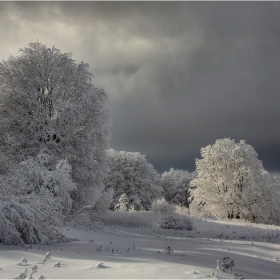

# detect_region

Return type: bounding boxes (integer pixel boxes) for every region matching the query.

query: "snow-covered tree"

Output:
[114,193,130,211]
[104,149,162,210]
[0,151,75,244]
[0,42,111,208]
[251,171,280,225]
[190,138,280,224]
[160,168,195,207]
[94,188,114,213]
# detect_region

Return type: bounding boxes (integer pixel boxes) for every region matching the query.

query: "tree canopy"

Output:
[0,42,111,208]
[160,168,195,207]
[105,149,162,211]
[190,138,280,224]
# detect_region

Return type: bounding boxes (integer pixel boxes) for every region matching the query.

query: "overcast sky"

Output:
[0,1,280,174]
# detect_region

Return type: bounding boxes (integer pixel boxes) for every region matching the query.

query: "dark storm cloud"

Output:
[1,2,280,173]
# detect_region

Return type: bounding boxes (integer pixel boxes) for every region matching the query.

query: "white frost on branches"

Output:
[0,195,62,245]
[0,41,111,209]
[0,152,75,244]
[104,149,162,211]
[151,197,175,215]
[94,188,114,213]
[160,168,195,207]
[2,151,76,215]
[190,138,280,224]
[114,193,130,212]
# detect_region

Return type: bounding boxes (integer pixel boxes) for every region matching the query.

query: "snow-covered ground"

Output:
[1,219,280,279]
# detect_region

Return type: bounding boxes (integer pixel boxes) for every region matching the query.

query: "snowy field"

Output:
[1,218,280,279]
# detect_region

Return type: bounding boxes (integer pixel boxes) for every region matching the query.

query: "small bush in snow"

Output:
[92,210,158,228]
[151,198,175,215]
[160,214,193,230]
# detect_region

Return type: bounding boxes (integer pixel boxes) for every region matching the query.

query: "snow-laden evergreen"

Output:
[114,193,130,211]
[104,149,162,210]
[160,168,195,207]
[190,138,280,224]
[0,42,111,209]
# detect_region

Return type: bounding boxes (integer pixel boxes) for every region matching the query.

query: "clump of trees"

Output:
[190,138,280,224]
[101,140,280,226]
[1,43,280,245]
[159,168,195,207]
[104,149,162,211]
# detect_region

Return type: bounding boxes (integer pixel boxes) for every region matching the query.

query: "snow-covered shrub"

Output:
[0,151,76,244]
[5,151,77,215]
[151,197,175,215]
[0,192,63,245]
[105,149,162,210]
[92,210,158,228]
[160,168,195,207]
[160,214,193,230]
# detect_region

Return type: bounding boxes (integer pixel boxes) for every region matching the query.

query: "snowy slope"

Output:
[1,219,280,279]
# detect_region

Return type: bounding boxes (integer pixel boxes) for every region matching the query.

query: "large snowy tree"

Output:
[160,168,195,207]
[0,42,111,208]
[104,149,162,211]
[190,138,280,224]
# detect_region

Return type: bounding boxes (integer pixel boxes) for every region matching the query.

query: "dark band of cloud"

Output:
[0,2,280,173]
